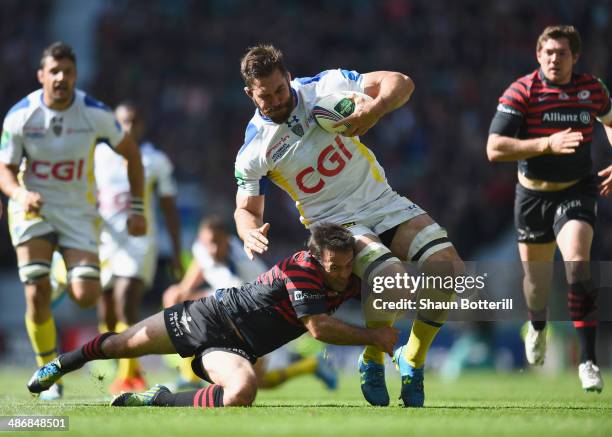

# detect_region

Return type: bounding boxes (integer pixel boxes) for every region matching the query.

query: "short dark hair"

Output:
[536,25,582,55]
[40,41,76,69]
[199,215,229,235]
[240,44,288,87]
[307,223,355,261]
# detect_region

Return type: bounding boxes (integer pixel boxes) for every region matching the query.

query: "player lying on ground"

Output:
[28,223,399,408]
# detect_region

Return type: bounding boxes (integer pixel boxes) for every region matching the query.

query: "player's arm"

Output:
[486,107,583,162]
[159,195,183,278]
[234,192,270,259]
[113,135,146,236]
[162,259,205,307]
[337,71,414,137]
[301,314,399,355]
[596,110,612,196]
[0,163,43,213]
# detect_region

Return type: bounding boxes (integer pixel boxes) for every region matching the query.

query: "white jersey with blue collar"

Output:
[234,69,391,227]
[0,89,124,212]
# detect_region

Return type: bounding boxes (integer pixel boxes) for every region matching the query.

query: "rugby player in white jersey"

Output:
[234,45,464,407]
[163,216,337,391]
[95,102,182,394]
[0,42,146,400]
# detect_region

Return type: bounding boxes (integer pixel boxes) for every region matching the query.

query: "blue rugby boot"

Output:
[358,353,389,406]
[27,358,64,395]
[315,353,338,390]
[393,345,424,407]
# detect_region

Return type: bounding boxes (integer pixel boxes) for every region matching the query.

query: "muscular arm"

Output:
[113,135,144,199]
[0,163,21,198]
[0,163,43,213]
[234,192,269,258]
[302,313,398,355]
[362,71,415,118]
[486,133,550,162]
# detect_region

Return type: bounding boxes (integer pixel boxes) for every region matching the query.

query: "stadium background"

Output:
[0,0,611,375]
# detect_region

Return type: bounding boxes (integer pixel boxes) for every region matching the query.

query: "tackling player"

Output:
[28,223,399,408]
[96,102,182,394]
[487,25,612,392]
[163,216,337,390]
[233,45,463,407]
[0,42,146,400]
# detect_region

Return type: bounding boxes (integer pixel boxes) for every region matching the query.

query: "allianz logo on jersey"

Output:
[296,136,353,194]
[542,111,590,124]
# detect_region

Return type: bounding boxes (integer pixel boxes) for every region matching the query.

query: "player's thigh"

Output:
[107,312,176,357]
[202,350,257,390]
[15,237,55,265]
[348,226,405,283]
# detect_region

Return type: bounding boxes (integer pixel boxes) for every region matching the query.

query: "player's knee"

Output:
[18,261,51,284]
[224,380,257,406]
[70,284,101,308]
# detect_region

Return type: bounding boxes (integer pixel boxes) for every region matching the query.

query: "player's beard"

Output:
[260,95,294,124]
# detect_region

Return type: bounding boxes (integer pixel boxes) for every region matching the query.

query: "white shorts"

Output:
[99,227,157,289]
[340,190,426,238]
[8,200,99,253]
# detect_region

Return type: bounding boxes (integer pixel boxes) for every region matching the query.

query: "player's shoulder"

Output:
[574,72,607,90]
[78,90,113,113]
[3,90,41,124]
[507,70,538,92]
[235,115,270,160]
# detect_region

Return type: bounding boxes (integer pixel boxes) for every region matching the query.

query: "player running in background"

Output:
[95,101,182,394]
[28,223,399,408]
[0,42,146,400]
[163,216,337,390]
[487,25,612,392]
[234,45,463,407]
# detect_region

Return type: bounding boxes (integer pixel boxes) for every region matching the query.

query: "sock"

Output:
[59,332,116,372]
[179,356,201,383]
[115,321,141,379]
[262,357,317,388]
[25,315,58,367]
[25,315,63,385]
[568,280,598,363]
[403,318,443,369]
[363,321,392,364]
[155,385,224,408]
[528,307,547,331]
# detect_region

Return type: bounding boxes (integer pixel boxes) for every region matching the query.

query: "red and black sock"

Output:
[154,385,224,408]
[58,332,116,372]
[528,307,547,331]
[568,280,597,363]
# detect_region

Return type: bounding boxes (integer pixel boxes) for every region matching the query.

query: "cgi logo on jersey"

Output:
[31,159,85,182]
[296,136,352,194]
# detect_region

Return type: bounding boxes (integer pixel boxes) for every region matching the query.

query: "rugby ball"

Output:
[312,91,373,134]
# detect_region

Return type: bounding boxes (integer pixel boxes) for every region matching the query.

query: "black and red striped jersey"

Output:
[493,69,611,182]
[216,250,360,356]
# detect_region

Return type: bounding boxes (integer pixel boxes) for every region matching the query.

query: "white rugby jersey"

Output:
[0,89,124,211]
[192,236,266,289]
[96,141,177,238]
[234,69,392,227]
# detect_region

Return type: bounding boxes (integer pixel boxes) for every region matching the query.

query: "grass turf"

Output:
[0,367,610,437]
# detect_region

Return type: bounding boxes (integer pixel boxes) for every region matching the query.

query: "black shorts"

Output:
[514,175,598,243]
[164,296,257,382]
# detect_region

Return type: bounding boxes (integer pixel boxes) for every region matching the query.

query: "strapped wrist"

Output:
[130,196,144,215]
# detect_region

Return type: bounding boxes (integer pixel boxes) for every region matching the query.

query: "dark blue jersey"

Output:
[216,250,360,356]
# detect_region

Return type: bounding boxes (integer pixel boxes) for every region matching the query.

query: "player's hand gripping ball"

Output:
[312,91,373,134]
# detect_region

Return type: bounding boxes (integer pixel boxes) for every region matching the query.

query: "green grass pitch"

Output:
[0,367,610,436]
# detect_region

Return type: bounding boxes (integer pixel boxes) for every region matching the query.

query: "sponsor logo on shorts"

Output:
[180,310,192,334]
[168,311,184,337]
[556,199,582,217]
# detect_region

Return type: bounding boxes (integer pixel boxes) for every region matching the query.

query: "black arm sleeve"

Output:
[488,111,523,137]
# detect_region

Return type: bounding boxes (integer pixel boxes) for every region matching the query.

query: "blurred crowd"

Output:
[1,0,611,265]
